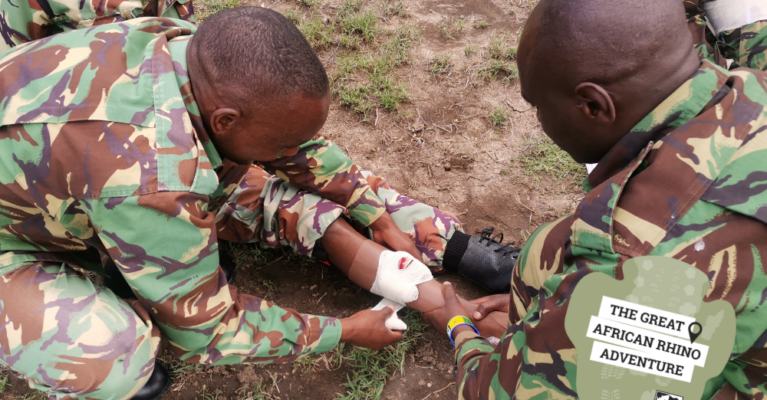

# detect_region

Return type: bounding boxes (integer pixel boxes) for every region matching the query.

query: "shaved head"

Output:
[526,0,691,86]
[518,0,701,163]
[193,7,329,110]
[186,7,331,164]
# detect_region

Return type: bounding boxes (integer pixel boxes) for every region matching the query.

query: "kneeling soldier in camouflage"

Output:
[0,7,486,399]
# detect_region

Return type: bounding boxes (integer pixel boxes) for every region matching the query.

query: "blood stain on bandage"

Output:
[399,258,412,269]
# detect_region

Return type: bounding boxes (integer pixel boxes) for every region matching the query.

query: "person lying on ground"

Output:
[0,7,515,400]
[423,0,767,398]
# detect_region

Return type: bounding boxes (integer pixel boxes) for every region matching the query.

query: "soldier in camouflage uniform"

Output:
[686,0,767,71]
[0,7,468,399]
[0,0,195,52]
[424,0,767,398]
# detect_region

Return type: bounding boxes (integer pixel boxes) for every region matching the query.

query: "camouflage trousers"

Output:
[0,165,462,399]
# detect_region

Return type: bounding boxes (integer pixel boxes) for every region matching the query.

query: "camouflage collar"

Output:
[168,36,223,169]
[586,60,729,190]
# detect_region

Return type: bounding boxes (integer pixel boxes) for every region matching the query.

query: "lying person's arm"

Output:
[321,218,506,328]
[261,135,422,259]
[261,135,387,227]
[83,191,401,365]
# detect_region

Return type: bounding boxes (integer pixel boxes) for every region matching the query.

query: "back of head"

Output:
[192,7,329,110]
[522,0,693,88]
[518,0,700,163]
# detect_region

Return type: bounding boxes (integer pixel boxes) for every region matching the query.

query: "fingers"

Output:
[403,242,421,261]
[380,305,395,318]
[442,281,458,302]
[473,296,505,320]
[469,296,492,305]
[473,305,489,320]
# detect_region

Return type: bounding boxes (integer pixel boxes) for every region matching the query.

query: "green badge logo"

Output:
[564,256,736,400]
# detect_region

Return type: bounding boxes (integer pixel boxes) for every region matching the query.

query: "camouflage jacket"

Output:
[453,61,767,399]
[0,0,195,52]
[686,0,767,71]
[0,18,387,363]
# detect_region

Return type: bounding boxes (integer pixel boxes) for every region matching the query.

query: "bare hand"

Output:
[340,306,404,350]
[369,212,421,260]
[473,311,508,338]
[422,282,471,337]
[470,294,510,320]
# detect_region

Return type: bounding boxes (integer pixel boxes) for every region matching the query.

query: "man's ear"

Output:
[574,82,616,125]
[209,108,240,136]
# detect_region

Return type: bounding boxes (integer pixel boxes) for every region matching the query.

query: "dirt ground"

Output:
[2,0,586,398]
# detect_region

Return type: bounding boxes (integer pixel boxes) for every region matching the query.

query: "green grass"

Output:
[0,372,8,393]
[518,135,587,184]
[332,24,420,115]
[196,386,222,400]
[335,309,428,400]
[439,17,466,40]
[473,19,490,29]
[238,381,279,400]
[429,53,452,76]
[283,9,302,24]
[195,0,241,21]
[380,1,406,19]
[488,106,510,126]
[340,33,362,49]
[300,14,336,49]
[464,43,478,57]
[297,0,320,8]
[478,33,518,82]
[339,0,364,15]
[488,35,517,60]
[340,11,379,43]
[18,391,47,400]
[279,0,419,117]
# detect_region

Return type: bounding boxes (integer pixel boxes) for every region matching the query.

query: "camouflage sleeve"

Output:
[720,21,767,71]
[683,0,726,67]
[212,162,347,257]
[452,330,513,400]
[452,218,571,400]
[0,0,194,50]
[81,191,342,364]
[262,136,386,227]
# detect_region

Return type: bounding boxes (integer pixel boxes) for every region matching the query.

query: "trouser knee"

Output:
[0,260,159,399]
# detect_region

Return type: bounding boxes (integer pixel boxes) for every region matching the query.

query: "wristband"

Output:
[446,315,479,346]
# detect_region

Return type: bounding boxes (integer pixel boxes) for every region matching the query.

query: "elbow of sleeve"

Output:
[155,287,237,353]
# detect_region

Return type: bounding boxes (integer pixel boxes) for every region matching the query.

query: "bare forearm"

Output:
[322,219,479,314]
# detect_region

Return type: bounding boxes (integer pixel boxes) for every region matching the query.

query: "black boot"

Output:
[443,227,521,294]
[131,362,171,400]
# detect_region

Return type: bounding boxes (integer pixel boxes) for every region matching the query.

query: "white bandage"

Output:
[370,251,433,306]
[702,0,767,34]
[371,298,407,330]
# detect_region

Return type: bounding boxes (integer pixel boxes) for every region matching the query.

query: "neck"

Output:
[612,49,702,135]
